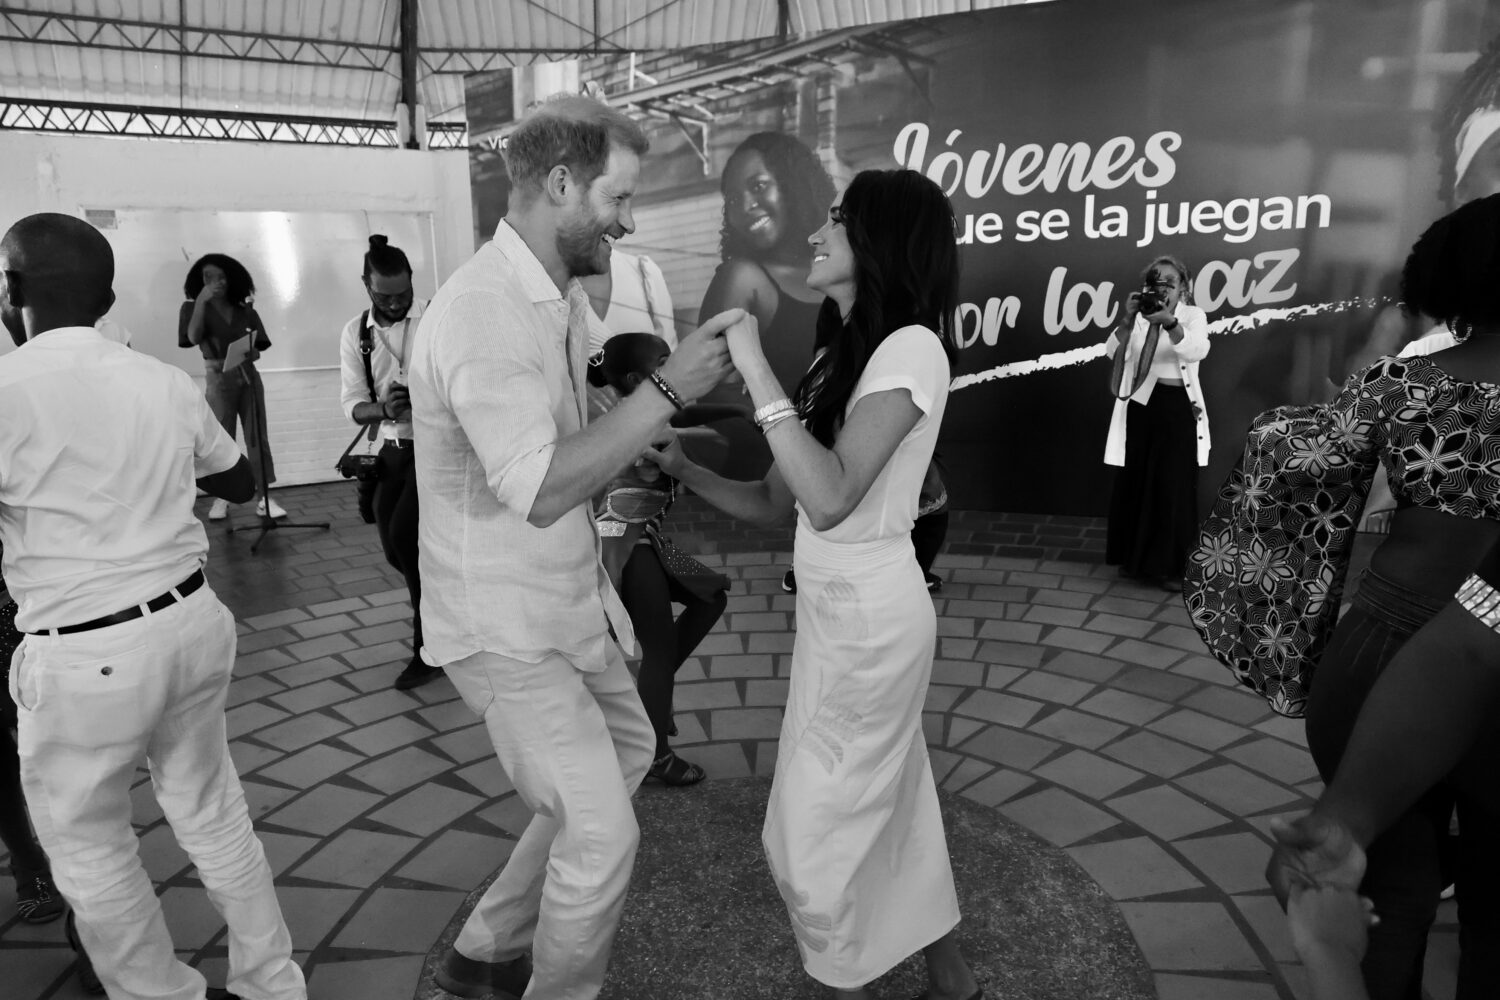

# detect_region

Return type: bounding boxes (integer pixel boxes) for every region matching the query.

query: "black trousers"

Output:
[912,508,949,576]
[1107,386,1199,580]
[375,442,422,656]
[619,545,727,758]
[1307,570,1500,1000]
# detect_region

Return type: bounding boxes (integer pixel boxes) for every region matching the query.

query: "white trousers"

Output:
[444,641,655,1000]
[9,585,305,1000]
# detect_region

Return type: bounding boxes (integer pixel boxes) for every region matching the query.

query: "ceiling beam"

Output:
[0,7,606,77]
[0,97,468,148]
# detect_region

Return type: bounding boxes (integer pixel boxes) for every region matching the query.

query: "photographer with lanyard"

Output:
[338,235,435,691]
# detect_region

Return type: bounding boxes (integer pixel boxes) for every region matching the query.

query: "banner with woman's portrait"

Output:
[466,0,1500,515]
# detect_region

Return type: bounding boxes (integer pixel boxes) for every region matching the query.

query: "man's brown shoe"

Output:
[433,948,532,1000]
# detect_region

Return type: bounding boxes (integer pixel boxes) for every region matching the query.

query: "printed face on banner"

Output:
[557,145,640,279]
[724,152,790,256]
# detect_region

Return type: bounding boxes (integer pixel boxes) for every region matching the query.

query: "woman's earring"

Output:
[1449,317,1474,344]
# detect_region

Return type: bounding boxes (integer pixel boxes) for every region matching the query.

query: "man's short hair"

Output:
[504,94,648,198]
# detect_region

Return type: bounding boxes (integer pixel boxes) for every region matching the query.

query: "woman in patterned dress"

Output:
[587,333,732,787]
[1299,193,1500,1000]
[650,169,980,1000]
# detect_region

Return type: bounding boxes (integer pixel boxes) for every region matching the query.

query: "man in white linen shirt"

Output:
[0,213,305,1000]
[412,94,741,1000]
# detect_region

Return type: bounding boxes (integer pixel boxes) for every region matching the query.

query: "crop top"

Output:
[1336,355,1500,519]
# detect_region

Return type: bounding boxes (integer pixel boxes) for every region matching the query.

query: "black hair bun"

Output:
[369,234,388,249]
[586,352,611,388]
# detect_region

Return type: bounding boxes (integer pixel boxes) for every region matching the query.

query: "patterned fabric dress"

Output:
[1187,355,1500,716]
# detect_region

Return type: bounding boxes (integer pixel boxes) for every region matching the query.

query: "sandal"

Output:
[646,750,706,787]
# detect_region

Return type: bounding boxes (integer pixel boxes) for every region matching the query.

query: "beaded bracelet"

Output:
[647,371,685,411]
[1456,573,1500,631]
[753,397,795,426]
[759,410,799,434]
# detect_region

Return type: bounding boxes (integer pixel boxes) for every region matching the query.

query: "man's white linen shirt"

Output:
[410,221,636,670]
[338,299,427,443]
[0,328,242,632]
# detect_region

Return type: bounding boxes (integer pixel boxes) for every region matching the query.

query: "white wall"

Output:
[0,131,473,486]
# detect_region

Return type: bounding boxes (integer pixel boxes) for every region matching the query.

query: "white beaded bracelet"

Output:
[759,410,799,434]
[753,398,795,426]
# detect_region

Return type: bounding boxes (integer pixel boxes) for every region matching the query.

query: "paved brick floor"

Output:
[0,484,1459,1000]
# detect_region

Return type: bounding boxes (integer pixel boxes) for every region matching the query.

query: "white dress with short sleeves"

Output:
[762,325,960,989]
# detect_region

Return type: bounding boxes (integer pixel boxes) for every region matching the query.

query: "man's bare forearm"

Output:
[527,382,677,527]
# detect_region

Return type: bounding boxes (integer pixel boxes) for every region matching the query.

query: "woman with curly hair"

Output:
[178,253,283,520]
[1295,193,1500,1000]
[697,132,838,484]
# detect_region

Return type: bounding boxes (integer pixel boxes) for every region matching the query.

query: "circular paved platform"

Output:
[417,777,1153,1000]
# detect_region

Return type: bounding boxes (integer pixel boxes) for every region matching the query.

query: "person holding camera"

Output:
[338,235,435,691]
[1103,255,1210,592]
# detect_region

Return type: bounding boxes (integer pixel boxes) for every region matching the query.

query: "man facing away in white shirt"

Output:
[410,93,743,1000]
[0,213,305,1000]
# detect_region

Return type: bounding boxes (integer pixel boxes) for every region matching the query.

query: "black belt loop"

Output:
[29,569,206,636]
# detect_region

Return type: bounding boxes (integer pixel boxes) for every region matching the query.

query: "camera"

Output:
[1137,287,1164,316]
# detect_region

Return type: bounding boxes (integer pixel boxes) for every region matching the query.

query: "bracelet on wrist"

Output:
[752,397,795,426]
[647,371,686,411]
[1458,573,1500,630]
[759,409,798,434]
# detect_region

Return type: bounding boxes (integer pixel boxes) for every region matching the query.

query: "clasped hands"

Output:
[1267,809,1380,964]
[637,308,768,474]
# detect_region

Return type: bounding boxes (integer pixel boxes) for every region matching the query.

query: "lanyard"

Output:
[374,315,410,372]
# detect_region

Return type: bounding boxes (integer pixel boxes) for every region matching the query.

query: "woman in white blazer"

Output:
[1103,255,1210,591]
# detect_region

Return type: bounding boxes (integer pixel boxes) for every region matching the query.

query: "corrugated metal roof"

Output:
[0,1,1051,125]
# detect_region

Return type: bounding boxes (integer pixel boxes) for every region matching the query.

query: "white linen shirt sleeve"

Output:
[848,325,950,415]
[640,255,678,350]
[339,313,372,421]
[438,289,558,517]
[188,377,244,477]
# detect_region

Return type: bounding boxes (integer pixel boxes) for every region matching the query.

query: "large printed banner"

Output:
[468,0,1498,514]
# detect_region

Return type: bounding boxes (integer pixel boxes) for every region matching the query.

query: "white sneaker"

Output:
[256,497,287,519]
[208,498,229,521]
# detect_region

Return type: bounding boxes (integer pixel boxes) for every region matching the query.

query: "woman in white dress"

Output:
[649,168,981,1000]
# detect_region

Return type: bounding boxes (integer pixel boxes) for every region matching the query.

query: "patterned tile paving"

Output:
[0,485,1459,1000]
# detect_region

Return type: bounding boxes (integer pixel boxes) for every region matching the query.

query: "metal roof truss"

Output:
[0,96,468,148]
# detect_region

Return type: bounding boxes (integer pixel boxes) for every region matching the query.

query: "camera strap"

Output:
[358,310,380,442]
[1110,320,1160,401]
[334,425,370,468]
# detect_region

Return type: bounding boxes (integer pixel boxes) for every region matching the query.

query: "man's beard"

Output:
[557,215,609,278]
[372,302,411,324]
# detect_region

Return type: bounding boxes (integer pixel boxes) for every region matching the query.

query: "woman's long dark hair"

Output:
[183,253,255,306]
[793,169,960,446]
[718,132,837,264]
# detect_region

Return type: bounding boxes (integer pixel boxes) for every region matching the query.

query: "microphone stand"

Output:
[223,350,330,553]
